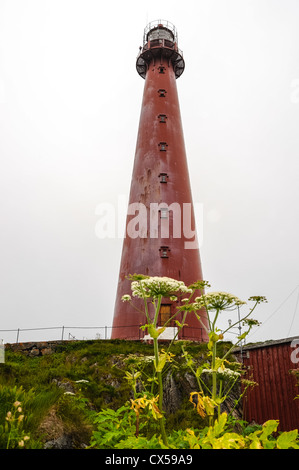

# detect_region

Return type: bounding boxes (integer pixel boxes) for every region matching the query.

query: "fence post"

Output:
[61,326,65,341]
[105,326,107,340]
[16,328,20,344]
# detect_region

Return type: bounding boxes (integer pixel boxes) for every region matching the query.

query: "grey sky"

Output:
[0,0,298,344]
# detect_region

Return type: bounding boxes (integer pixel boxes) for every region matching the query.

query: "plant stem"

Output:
[227,382,251,420]
[153,336,168,446]
[218,380,223,419]
[210,339,217,426]
[153,296,162,327]
[166,311,188,353]
[210,308,220,426]
[181,344,205,395]
[152,295,168,446]
[221,301,259,336]
[143,298,151,324]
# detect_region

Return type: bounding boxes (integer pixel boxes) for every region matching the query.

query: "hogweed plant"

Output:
[121,274,196,445]
[181,291,266,425]
[121,275,267,438]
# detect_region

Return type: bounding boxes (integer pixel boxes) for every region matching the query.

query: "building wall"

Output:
[238,337,299,431]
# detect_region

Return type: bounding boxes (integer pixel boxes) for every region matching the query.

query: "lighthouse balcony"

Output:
[136,39,185,79]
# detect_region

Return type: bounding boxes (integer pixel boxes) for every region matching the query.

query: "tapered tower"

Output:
[111,20,209,341]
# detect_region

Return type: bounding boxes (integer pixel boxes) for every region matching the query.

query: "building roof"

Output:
[234,335,299,352]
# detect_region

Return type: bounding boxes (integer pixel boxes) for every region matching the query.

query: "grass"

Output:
[0,339,234,448]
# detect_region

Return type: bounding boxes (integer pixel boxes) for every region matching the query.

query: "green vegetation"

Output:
[0,338,220,448]
[0,275,298,449]
[0,340,158,448]
[1,338,298,449]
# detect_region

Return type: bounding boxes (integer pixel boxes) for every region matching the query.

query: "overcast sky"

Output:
[0,0,298,344]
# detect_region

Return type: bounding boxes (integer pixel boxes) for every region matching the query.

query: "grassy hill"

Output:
[1,339,221,449]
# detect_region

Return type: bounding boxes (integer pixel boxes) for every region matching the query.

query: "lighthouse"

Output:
[111,20,209,341]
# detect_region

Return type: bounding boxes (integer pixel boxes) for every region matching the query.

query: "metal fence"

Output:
[0,324,205,344]
[0,325,135,344]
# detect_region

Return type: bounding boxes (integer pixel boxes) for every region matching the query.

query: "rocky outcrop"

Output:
[161,370,242,419]
[5,340,72,357]
[38,406,88,449]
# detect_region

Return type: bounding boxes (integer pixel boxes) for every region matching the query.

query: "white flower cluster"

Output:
[141,355,156,363]
[131,276,192,300]
[192,291,246,311]
[202,367,241,379]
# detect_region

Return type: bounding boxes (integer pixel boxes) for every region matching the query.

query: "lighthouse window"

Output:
[160,246,169,258]
[158,89,167,97]
[158,114,167,123]
[158,66,166,74]
[159,142,168,151]
[159,173,168,183]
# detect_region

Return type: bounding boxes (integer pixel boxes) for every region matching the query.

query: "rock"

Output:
[182,372,197,391]
[52,379,76,394]
[38,406,64,442]
[163,371,182,414]
[29,348,40,357]
[41,348,52,356]
[39,405,91,449]
[44,434,74,449]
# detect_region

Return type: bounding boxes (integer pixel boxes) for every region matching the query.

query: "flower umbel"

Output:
[193,292,246,311]
[248,296,267,304]
[130,276,192,300]
[201,365,241,380]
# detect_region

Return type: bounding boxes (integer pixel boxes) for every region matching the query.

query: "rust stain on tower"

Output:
[112,20,209,341]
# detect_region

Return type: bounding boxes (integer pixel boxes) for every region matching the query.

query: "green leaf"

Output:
[155,355,167,373]
[249,435,263,449]
[218,432,245,449]
[237,331,248,341]
[148,324,165,339]
[127,273,150,281]
[277,430,299,449]
[260,419,278,439]
[212,412,227,437]
[215,396,226,405]
[186,358,194,368]
[263,439,276,449]
[209,331,219,342]
[175,320,187,329]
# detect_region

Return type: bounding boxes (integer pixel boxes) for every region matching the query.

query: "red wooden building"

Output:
[237,336,299,431]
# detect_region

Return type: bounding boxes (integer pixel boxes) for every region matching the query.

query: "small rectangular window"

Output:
[158,66,166,74]
[159,246,170,258]
[158,114,167,123]
[158,89,167,97]
[158,142,168,151]
[159,173,168,183]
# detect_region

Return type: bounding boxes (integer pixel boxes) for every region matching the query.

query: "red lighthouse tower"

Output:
[111,20,209,341]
